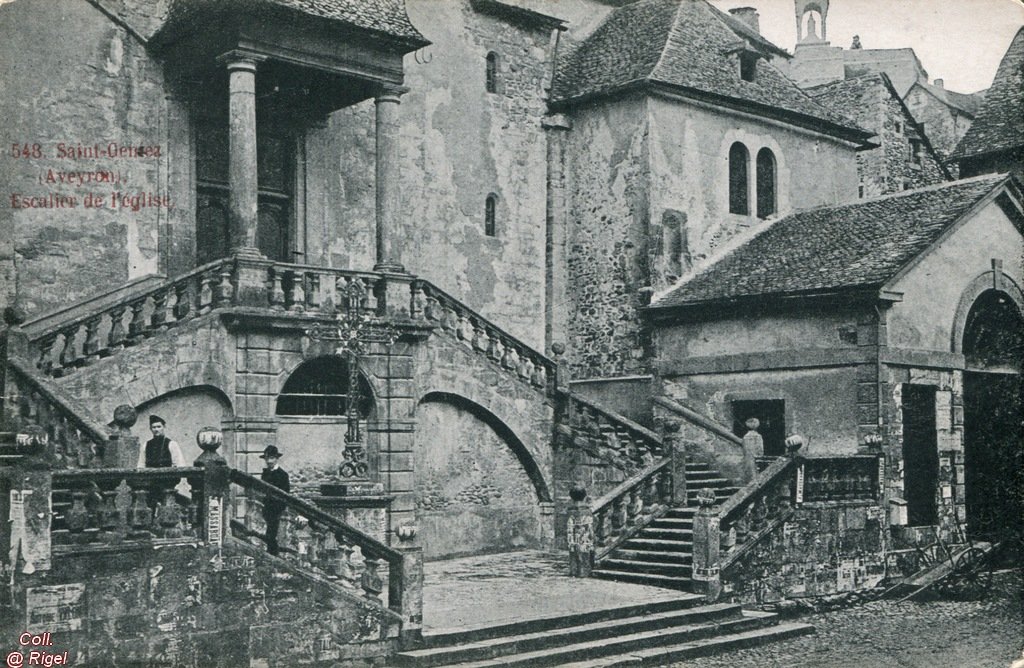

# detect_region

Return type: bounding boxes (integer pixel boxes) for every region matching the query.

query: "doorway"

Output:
[901,384,938,526]
[731,399,786,456]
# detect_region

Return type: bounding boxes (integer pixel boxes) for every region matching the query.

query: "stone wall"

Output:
[722,500,888,604]
[318,0,555,349]
[0,0,186,315]
[5,542,396,667]
[904,86,975,160]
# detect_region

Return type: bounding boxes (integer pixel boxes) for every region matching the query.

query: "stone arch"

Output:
[417,391,551,502]
[951,270,1024,355]
[134,385,234,466]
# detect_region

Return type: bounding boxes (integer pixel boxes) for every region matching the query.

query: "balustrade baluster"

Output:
[424,292,440,322]
[216,266,234,305]
[409,280,423,319]
[488,332,504,363]
[472,319,488,352]
[611,497,626,532]
[442,304,458,333]
[519,356,533,380]
[361,558,384,602]
[66,492,90,537]
[308,273,321,311]
[626,489,641,525]
[173,281,191,322]
[457,315,473,342]
[37,333,57,374]
[82,316,103,360]
[107,304,127,351]
[594,509,608,547]
[531,363,546,388]
[127,297,148,341]
[502,344,518,370]
[59,325,79,370]
[151,289,169,329]
[288,272,306,312]
[362,277,378,313]
[270,270,286,309]
[197,271,214,314]
[129,490,152,533]
[335,542,356,587]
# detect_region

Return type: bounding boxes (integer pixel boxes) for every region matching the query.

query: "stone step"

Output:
[591,569,693,590]
[611,549,693,563]
[600,558,693,577]
[648,517,693,529]
[621,537,693,552]
[637,527,693,541]
[662,507,697,519]
[420,611,781,668]
[686,477,732,488]
[418,596,704,648]
[557,620,816,667]
[394,603,743,667]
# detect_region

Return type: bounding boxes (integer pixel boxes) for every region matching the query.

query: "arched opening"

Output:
[413,392,550,559]
[134,385,234,467]
[756,148,777,219]
[485,193,498,237]
[961,290,1023,542]
[485,51,499,94]
[728,142,749,215]
[275,356,378,489]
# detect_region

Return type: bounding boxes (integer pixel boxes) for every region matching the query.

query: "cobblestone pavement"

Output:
[680,570,1024,668]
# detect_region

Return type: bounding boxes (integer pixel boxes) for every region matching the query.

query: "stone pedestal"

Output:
[691,502,722,602]
[393,544,423,644]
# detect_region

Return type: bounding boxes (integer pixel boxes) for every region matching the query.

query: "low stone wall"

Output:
[4,541,398,667]
[722,500,888,604]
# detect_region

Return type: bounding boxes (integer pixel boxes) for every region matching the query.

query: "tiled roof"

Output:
[550,0,867,140]
[912,82,983,117]
[651,174,1009,309]
[165,0,427,45]
[951,28,1024,161]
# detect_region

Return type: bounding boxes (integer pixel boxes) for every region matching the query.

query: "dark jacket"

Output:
[144,436,173,468]
[261,467,290,516]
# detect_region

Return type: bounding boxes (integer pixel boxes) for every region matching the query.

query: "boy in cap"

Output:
[260,445,290,555]
[138,414,186,468]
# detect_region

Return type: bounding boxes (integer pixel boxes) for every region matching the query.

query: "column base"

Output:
[232,246,266,260]
[373,262,407,274]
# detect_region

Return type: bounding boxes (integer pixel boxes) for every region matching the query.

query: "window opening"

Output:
[485,193,498,237]
[728,142,749,215]
[485,52,499,94]
[740,52,758,82]
[276,357,372,417]
[756,147,777,218]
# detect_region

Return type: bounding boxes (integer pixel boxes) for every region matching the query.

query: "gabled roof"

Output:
[907,81,983,117]
[807,73,952,180]
[650,174,1014,310]
[550,0,870,143]
[163,0,427,47]
[951,28,1024,161]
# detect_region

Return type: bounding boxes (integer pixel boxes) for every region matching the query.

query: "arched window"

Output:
[485,52,499,94]
[276,357,373,417]
[728,142,749,215]
[756,148,777,219]
[485,193,498,236]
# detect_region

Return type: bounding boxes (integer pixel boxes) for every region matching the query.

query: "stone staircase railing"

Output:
[416,280,555,394]
[228,468,421,634]
[557,393,665,472]
[51,467,206,550]
[589,457,673,560]
[5,357,111,468]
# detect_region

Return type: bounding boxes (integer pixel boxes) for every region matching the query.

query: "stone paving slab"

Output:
[421,550,695,634]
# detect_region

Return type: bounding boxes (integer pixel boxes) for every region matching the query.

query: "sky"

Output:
[709,0,1024,93]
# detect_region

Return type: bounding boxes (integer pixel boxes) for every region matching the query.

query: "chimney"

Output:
[729,7,760,34]
[934,78,944,88]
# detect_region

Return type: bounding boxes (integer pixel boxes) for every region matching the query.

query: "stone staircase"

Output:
[394,596,812,667]
[591,459,739,591]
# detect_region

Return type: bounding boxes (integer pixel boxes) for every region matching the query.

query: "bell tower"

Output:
[795,0,829,45]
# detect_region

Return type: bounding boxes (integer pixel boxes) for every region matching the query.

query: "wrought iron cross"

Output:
[307,279,397,479]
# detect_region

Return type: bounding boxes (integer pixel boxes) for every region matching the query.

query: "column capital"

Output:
[375,83,410,102]
[215,49,267,70]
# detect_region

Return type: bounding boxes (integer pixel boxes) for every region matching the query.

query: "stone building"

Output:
[950,27,1024,180]
[807,73,950,197]
[904,79,983,161]
[0,0,1021,664]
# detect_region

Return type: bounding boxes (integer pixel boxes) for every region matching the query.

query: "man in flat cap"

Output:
[138,414,186,468]
[259,445,290,555]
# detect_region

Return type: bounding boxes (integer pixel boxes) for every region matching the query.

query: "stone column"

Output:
[219,51,265,258]
[542,114,571,352]
[691,491,722,602]
[374,84,409,273]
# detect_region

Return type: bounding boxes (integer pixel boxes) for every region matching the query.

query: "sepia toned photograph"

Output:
[0,0,1021,665]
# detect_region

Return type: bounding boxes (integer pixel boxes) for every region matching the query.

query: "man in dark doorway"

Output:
[260,445,290,556]
[138,414,186,468]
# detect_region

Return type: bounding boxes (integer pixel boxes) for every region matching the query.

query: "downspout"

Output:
[874,303,885,432]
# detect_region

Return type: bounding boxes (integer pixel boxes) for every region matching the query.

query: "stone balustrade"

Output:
[802,455,882,503]
[6,358,111,468]
[51,468,205,548]
[417,281,555,392]
[558,393,665,472]
[589,458,672,559]
[228,469,421,626]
